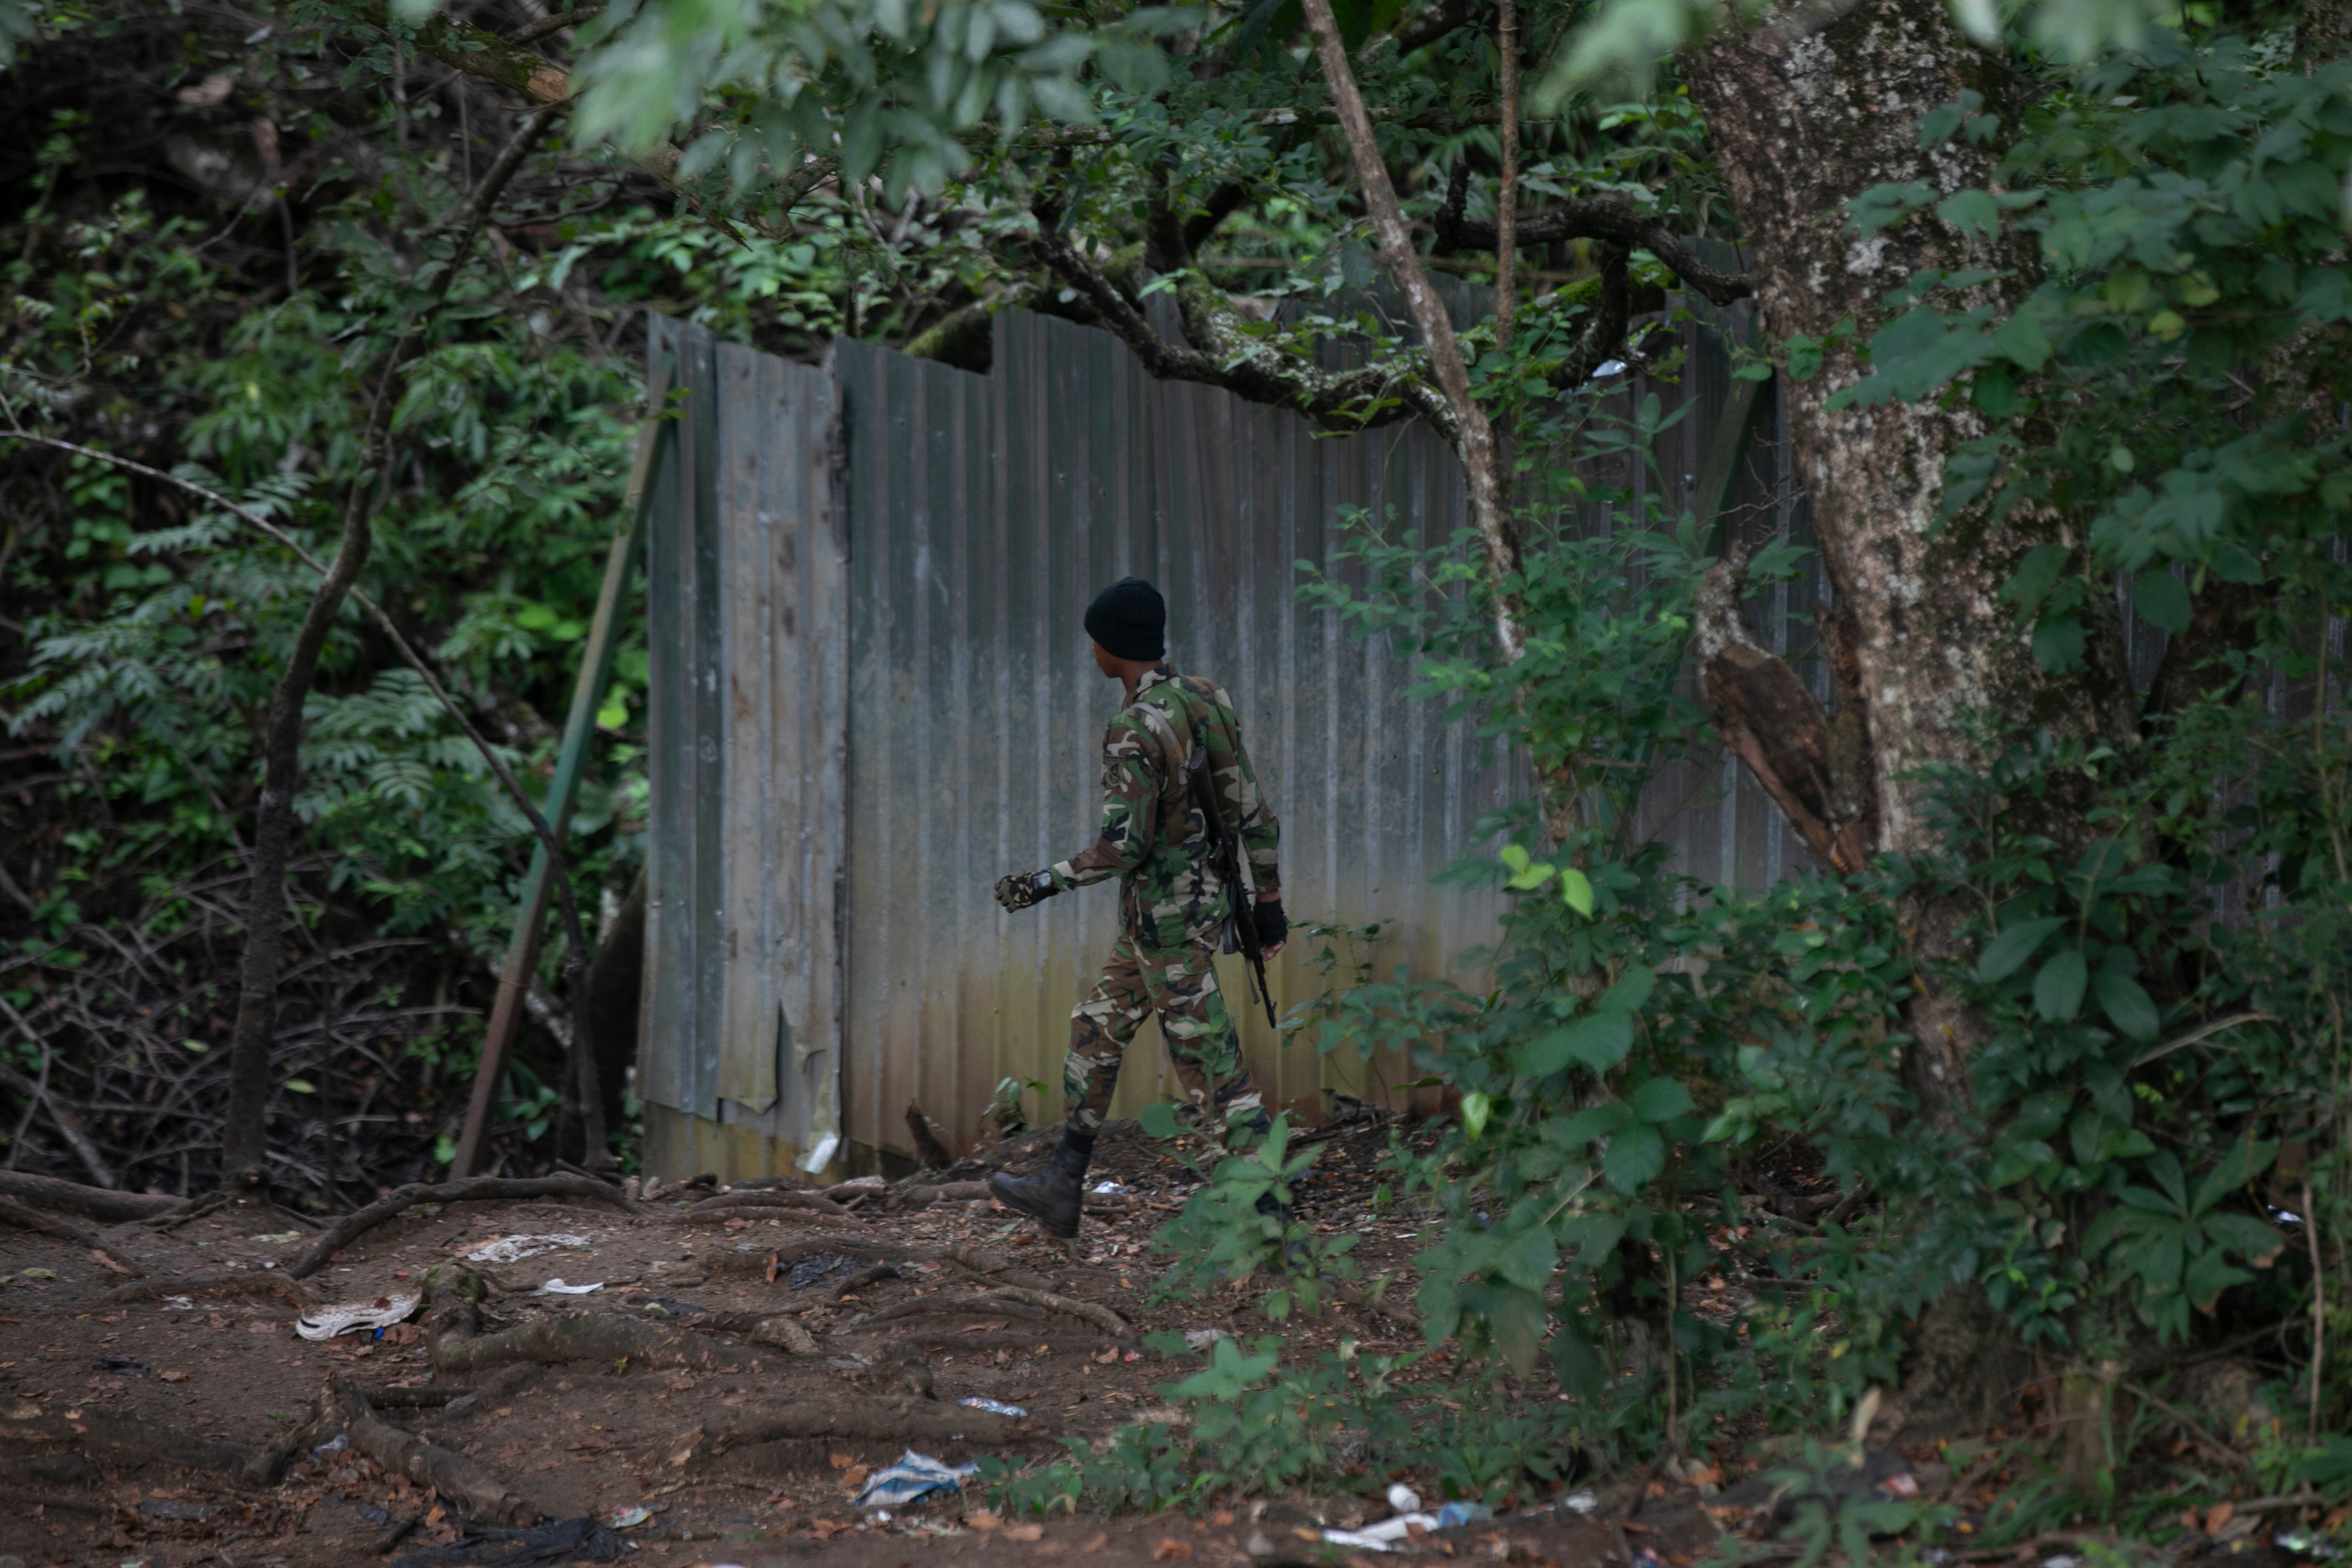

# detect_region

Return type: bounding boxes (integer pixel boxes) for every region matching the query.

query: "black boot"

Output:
[988,1129,1094,1239]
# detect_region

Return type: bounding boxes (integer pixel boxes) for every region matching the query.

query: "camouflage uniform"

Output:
[1046,666,1281,1135]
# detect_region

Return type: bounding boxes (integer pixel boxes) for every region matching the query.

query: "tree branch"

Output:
[1454,199,1752,305]
[1026,220,1432,433]
[1300,0,1525,662]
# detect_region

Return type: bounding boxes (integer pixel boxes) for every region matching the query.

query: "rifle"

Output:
[1185,743,1276,1027]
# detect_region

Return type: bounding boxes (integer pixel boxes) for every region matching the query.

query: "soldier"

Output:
[987,577,1288,1238]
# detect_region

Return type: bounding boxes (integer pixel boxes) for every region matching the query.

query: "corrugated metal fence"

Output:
[638,300,1812,1180]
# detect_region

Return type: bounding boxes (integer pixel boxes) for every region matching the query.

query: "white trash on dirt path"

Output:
[464,1234,592,1264]
[295,1292,421,1341]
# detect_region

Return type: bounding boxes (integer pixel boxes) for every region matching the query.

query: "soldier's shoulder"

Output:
[1167,674,1236,715]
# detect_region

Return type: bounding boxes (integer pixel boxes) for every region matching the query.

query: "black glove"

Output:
[1251,896,1287,949]
[993,869,1060,912]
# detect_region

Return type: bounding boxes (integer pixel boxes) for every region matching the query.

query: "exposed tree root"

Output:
[0,1170,180,1224]
[143,1191,233,1230]
[0,1402,250,1475]
[106,1271,314,1308]
[856,1329,1137,1354]
[689,1233,1011,1280]
[637,1307,823,1354]
[0,1195,103,1248]
[287,1175,642,1280]
[328,1380,539,1526]
[0,1452,101,1486]
[889,1179,1135,1214]
[855,1294,1052,1328]
[972,1286,1128,1336]
[687,1189,850,1220]
[638,1394,1024,1472]
[433,1307,818,1382]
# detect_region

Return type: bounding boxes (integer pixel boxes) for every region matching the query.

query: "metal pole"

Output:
[450,355,674,1176]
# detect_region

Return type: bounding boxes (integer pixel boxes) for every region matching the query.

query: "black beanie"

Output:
[1084,577,1166,661]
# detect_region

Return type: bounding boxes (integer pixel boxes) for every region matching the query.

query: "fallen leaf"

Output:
[1210,1510,1233,1526]
[828,1452,853,1470]
[967,1512,1001,1531]
[2206,1502,2235,1537]
[1005,1523,1043,1542]
[159,1371,187,1384]
[840,1465,869,1488]
[765,1253,780,1284]
[1083,1533,1109,1551]
[88,1250,138,1278]
[2180,1509,2202,1532]
[1095,1346,1119,1364]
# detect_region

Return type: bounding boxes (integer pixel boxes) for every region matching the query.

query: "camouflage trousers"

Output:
[1063,933,1262,1137]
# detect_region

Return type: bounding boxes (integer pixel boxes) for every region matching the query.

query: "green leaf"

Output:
[2091,971,2160,1042]
[1627,1076,1694,1123]
[2034,949,2089,1022]
[2031,611,2087,672]
[1460,1091,1492,1140]
[1601,1124,1666,1194]
[1551,1322,1605,1397]
[1936,188,2001,242]
[2003,544,2070,614]
[284,1078,317,1094]
[1557,1011,1634,1073]
[1558,867,1595,917]
[1140,1100,1183,1139]
[1598,966,1655,1013]
[2131,572,2191,635]
[1979,916,2067,982]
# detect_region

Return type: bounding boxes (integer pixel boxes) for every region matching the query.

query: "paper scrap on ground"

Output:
[465,1234,592,1265]
[956,1397,1025,1417]
[1321,1501,1493,1551]
[853,1450,977,1511]
[534,1278,603,1295]
[296,1291,421,1341]
[248,1231,302,1243]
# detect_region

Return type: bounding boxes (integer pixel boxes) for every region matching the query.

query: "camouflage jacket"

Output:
[1047,666,1281,949]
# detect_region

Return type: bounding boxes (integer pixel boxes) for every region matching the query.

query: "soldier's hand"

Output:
[1254,895,1287,955]
[993,870,1060,912]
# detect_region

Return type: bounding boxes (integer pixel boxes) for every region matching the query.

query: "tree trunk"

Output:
[1685,0,2131,1115]
[1684,0,2126,1437]
[217,492,375,1187]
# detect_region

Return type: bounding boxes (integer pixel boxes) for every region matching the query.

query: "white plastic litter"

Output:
[957,1397,1026,1417]
[295,1291,421,1341]
[1386,1483,1422,1513]
[162,1296,194,1310]
[606,1505,660,1529]
[800,1132,841,1174]
[1560,1491,1600,1515]
[464,1234,591,1265]
[1184,1329,1230,1351]
[1321,1501,1493,1552]
[853,1450,977,1511]
[1090,1180,1128,1194]
[534,1278,604,1295]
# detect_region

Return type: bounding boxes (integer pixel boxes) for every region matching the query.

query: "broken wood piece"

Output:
[331,1380,538,1526]
[287,1175,642,1280]
[638,1393,1023,1472]
[853,1330,1137,1355]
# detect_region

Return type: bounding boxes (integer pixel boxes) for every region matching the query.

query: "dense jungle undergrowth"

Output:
[1,0,2350,1555]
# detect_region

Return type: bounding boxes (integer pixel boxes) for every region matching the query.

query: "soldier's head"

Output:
[1085,576,1166,680]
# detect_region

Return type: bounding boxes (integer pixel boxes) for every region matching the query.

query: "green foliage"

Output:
[1838,44,2352,680]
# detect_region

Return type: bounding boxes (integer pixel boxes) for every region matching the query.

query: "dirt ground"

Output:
[0,1118,1692,1568]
